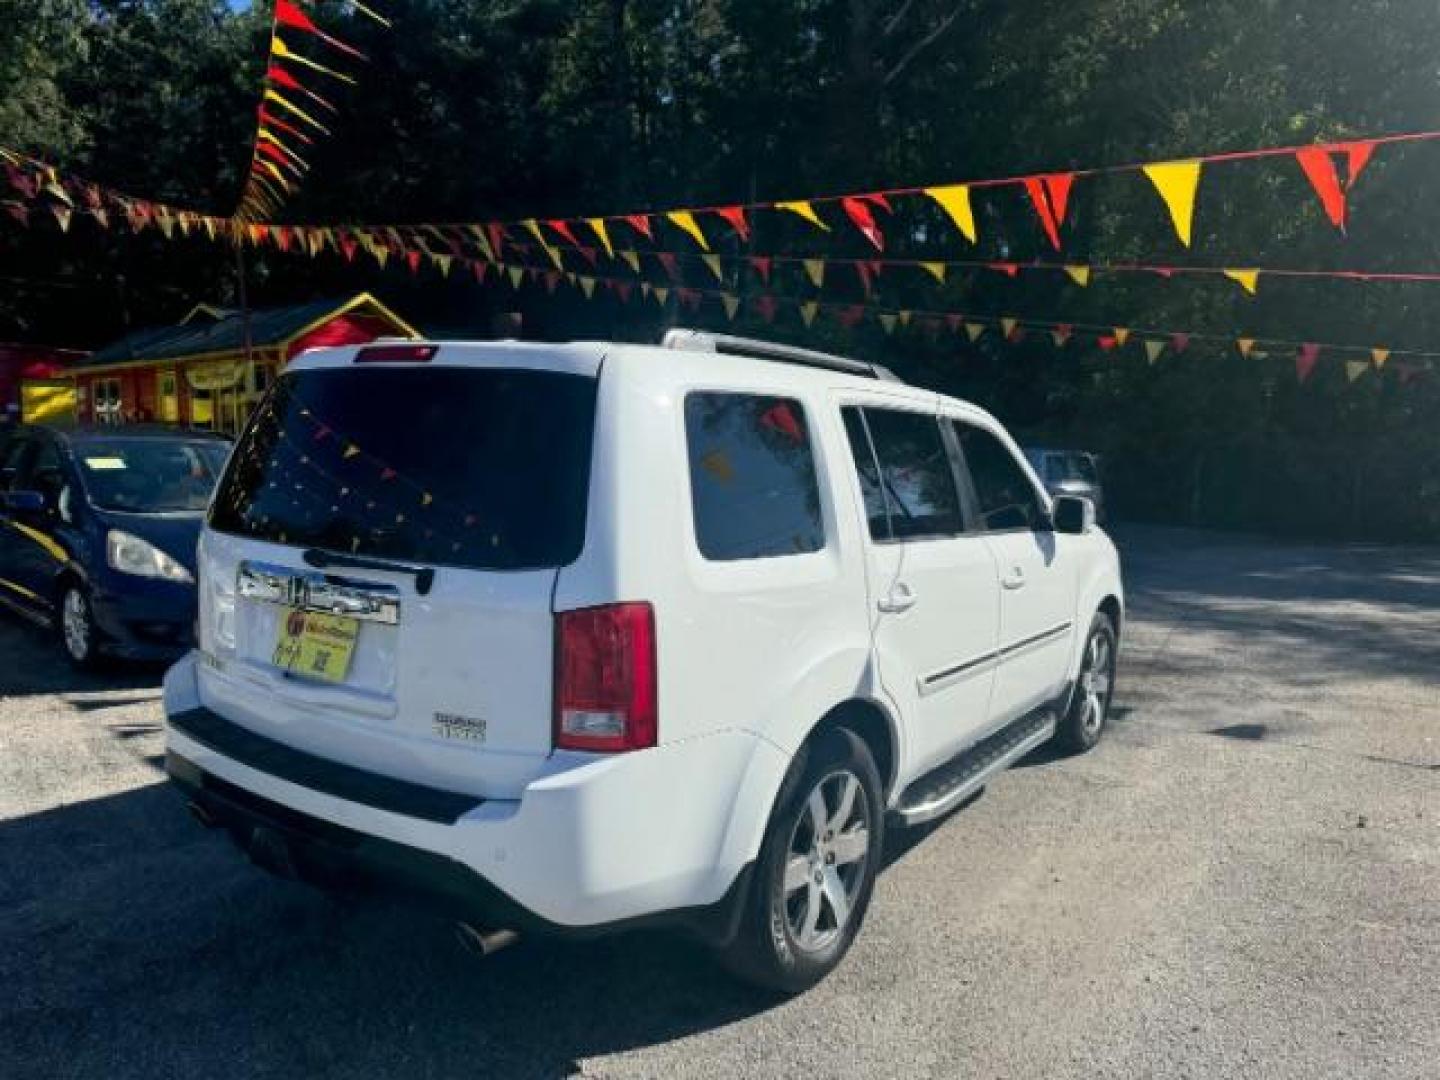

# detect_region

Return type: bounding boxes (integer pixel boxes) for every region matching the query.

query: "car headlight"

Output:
[106,529,194,583]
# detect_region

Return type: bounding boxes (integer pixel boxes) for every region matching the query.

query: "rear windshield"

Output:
[75,437,229,513]
[210,367,596,571]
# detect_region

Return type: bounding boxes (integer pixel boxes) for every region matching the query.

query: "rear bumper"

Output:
[161,652,786,936]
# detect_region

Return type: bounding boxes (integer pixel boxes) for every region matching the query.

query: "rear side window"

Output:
[856,408,964,541]
[953,421,1048,532]
[685,392,824,561]
[210,367,596,571]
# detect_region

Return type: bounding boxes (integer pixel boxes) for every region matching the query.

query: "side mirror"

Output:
[1,489,46,514]
[1052,495,1095,535]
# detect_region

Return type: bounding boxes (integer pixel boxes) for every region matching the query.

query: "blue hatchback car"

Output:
[0,424,231,667]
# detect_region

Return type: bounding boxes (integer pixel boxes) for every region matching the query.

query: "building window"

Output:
[93,378,123,425]
[157,371,180,423]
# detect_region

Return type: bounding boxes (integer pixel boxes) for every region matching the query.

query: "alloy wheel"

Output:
[1078,630,1114,736]
[62,588,92,663]
[782,769,871,953]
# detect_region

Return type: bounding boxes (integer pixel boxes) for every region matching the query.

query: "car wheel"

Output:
[59,582,102,670]
[1054,612,1117,754]
[719,727,884,994]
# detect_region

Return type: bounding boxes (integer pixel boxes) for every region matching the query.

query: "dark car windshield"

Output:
[209,366,597,571]
[74,437,230,513]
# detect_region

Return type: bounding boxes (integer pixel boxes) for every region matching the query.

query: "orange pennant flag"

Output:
[1371,347,1390,368]
[1114,327,1131,347]
[1023,173,1075,250]
[1237,337,1257,358]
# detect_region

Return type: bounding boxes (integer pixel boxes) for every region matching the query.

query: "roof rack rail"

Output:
[660,328,903,383]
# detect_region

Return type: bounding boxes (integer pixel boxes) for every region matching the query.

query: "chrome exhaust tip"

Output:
[454,922,519,958]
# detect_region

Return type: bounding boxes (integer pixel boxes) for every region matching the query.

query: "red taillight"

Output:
[554,602,657,753]
[354,344,437,363]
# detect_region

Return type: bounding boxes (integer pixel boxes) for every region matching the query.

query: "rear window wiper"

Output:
[302,548,436,596]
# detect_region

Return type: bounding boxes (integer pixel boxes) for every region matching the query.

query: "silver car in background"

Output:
[1024,447,1106,522]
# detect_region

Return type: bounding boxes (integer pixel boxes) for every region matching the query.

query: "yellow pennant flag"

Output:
[1345,360,1369,383]
[721,293,740,320]
[898,310,913,328]
[965,322,986,342]
[919,261,947,284]
[800,301,819,327]
[431,253,453,276]
[925,185,978,244]
[1142,160,1203,247]
[1000,317,1019,339]
[44,179,73,206]
[1144,339,1166,364]
[272,36,355,84]
[640,282,652,299]
[1237,337,1257,358]
[803,259,825,288]
[466,224,495,262]
[371,245,389,269]
[775,200,830,231]
[93,208,110,230]
[1114,327,1131,347]
[653,286,670,306]
[508,266,525,288]
[264,89,329,134]
[157,212,175,239]
[879,313,898,335]
[1371,347,1390,368]
[618,249,640,273]
[667,210,710,251]
[522,219,563,269]
[52,205,72,233]
[701,254,724,282]
[1064,265,1091,287]
[1224,268,1260,295]
[579,275,597,298]
[587,218,614,258]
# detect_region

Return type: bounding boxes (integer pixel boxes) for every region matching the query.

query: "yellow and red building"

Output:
[67,293,418,434]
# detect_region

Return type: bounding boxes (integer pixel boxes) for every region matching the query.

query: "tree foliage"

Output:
[2,0,1438,537]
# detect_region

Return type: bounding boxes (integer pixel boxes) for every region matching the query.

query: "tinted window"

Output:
[841,408,890,540]
[685,392,824,561]
[954,422,1048,531]
[862,408,964,541]
[0,437,31,484]
[211,368,596,571]
[74,437,229,512]
[29,437,67,499]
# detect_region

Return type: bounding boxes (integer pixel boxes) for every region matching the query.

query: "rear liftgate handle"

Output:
[1001,566,1027,591]
[877,581,918,614]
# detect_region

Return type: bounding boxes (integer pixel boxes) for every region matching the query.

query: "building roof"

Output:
[80,294,417,369]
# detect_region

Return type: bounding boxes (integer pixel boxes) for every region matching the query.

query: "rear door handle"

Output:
[877,582,917,614]
[1001,567,1026,590]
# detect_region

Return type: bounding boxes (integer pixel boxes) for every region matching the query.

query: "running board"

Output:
[894,708,1057,826]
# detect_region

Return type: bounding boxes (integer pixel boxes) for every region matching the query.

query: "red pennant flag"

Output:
[486,222,507,260]
[544,270,561,293]
[675,287,702,311]
[1296,343,1321,382]
[1395,361,1420,385]
[4,165,35,199]
[614,281,634,303]
[988,262,1020,278]
[1097,335,1118,352]
[575,245,598,267]
[624,214,653,240]
[547,219,581,247]
[1171,332,1190,354]
[748,256,772,284]
[405,249,422,275]
[837,304,866,328]
[1296,142,1375,232]
[1150,267,1175,279]
[1022,173,1075,251]
[469,260,488,283]
[944,313,964,333]
[656,252,681,280]
[841,196,886,251]
[3,203,28,227]
[379,467,397,482]
[716,205,750,240]
[759,402,804,443]
[855,260,876,296]
[273,226,293,251]
[338,231,358,262]
[275,0,366,60]
[752,295,778,323]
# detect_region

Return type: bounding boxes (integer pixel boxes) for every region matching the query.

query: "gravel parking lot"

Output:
[1,525,1436,1080]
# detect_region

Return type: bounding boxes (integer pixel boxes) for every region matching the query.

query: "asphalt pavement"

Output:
[1,525,1436,1079]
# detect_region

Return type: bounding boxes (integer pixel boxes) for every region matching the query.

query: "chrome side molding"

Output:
[238,561,401,625]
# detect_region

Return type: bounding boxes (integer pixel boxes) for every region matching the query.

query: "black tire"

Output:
[1053,612,1117,754]
[719,726,884,994]
[58,581,103,671]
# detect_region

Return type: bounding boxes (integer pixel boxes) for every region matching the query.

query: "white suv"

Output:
[164,329,1123,992]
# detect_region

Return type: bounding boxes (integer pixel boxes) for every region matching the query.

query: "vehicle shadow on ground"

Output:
[0,781,794,1080]
[0,614,165,698]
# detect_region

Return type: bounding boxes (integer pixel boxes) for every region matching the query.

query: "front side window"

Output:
[841,408,889,540]
[859,407,964,541]
[685,392,824,561]
[954,421,1048,532]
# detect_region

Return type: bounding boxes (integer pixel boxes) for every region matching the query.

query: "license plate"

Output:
[272,608,360,683]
